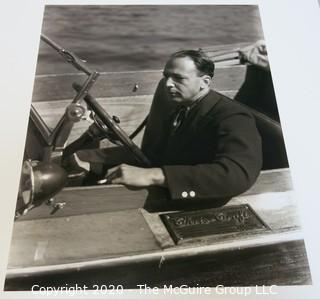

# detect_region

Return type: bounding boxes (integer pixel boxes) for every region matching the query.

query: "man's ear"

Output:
[200,75,212,88]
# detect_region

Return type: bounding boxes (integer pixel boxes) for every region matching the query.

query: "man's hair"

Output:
[170,49,215,78]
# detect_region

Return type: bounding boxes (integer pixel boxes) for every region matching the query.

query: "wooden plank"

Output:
[16,169,292,221]
[8,209,161,269]
[8,169,303,283]
[17,185,149,221]
[200,42,252,53]
[144,191,300,250]
[33,95,153,146]
[10,173,299,271]
[229,191,299,232]
[6,229,305,279]
[244,168,293,196]
[242,192,300,231]
[31,66,246,102]
[5,239,310,289]
[9,170,297,269]
[7,189,308,285]
[140,208,175,249]
[32,90,238,147]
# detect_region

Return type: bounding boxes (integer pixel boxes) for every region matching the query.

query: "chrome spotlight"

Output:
[16,160,67,217]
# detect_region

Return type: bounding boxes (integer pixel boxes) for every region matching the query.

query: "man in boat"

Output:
[76,49,263,202]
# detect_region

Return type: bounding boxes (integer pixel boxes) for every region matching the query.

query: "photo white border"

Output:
[1,0,320,298]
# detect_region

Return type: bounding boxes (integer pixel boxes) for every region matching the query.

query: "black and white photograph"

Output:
[3,3,315,293]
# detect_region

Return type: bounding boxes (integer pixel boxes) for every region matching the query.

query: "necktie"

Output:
[171,106,190,134]
[170,92,209,135]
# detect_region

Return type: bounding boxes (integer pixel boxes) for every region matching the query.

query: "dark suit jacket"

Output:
[141,79,263,201]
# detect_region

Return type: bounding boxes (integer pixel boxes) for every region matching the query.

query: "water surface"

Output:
[37,5,264,74]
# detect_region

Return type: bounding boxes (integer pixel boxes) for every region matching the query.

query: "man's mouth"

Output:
[168,90,179,97]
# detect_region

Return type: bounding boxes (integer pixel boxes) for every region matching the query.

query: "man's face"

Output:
[163,57,205,104]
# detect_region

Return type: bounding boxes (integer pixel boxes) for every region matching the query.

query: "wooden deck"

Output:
[32,65,246,147]
[6,169,311,288]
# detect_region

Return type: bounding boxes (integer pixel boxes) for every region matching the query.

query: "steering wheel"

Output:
[63,82,151,167]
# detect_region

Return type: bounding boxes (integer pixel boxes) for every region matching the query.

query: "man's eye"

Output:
[173,75,184,82]
[162,72,185,82]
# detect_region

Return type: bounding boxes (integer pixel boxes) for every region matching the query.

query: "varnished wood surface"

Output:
[5,240,311,290]
[33,95,153,146]
[243,168,292,195]
[8,209,160,269]
[16,169,292,221]
[200,42,252,53]
[31,66,243,147]
[33,91,238,146]
[144,190,300,251]
[18,185,149,221]
[32,64,246,102]
[8,169,302,269]
[6,170,310,288]
[228,192,299,233]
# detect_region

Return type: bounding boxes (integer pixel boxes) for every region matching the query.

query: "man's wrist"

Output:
[149,167,166,187]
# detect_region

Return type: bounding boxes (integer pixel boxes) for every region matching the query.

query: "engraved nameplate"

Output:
[160,204,270,244]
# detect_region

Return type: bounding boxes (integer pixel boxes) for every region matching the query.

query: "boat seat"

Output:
[236,101,289,170]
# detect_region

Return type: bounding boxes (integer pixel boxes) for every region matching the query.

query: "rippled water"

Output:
[37,5,264,74]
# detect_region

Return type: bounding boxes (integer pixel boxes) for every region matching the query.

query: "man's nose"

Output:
[165,77,175,88]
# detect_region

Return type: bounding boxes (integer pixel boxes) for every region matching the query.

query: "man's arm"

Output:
[106,111,262,200]
[162,112,262,200]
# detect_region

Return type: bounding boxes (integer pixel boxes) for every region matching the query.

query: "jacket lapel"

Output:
[164,90,221,157]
